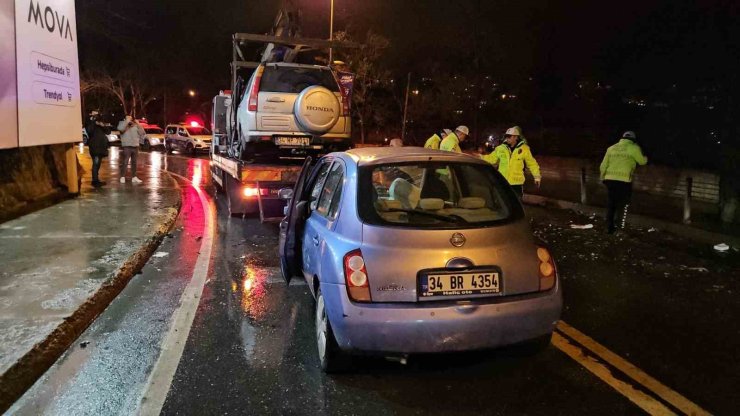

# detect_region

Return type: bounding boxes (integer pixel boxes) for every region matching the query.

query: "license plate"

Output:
[275,136,310,146]
[420,271,501,297]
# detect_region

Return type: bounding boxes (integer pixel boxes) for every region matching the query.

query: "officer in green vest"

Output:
[599,131,648,234]
[482,126,541,198]
[424,129,452,150]
[440,126,469,153]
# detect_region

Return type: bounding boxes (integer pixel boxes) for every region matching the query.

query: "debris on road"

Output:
[713,243,730,252]
[153,252,169,258]
[80,341,90,348]
[569,224,594,229]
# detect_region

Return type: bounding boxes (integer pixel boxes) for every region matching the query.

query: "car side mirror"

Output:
[278,188,294,200]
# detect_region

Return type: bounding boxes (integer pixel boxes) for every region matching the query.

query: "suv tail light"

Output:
[247,66,265,112]
[344,249,371,302]
[537,247,557,291]
[341,97,350,117]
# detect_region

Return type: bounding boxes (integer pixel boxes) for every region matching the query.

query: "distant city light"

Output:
[190,120,200,127]
[188,90,196,97]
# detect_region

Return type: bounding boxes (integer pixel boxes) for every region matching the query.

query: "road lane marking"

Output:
[554,321,711,416]
[138,172,215,416]
[551,332,677,415]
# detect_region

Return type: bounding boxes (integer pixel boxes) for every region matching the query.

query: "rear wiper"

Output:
[385,208,468,224]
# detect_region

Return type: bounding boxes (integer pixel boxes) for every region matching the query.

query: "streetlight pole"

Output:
[328,0,334,63]
[402,72,411,142]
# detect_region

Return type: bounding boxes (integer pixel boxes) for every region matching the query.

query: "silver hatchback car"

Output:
[279,147,562,372]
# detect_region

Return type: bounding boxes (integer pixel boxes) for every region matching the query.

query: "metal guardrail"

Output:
[532,156,723,224]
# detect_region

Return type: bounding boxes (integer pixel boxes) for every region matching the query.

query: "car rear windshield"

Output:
[260,66,340,93]
[358,162,523,228]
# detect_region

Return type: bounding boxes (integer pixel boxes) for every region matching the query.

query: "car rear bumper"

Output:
[320,281,562,354]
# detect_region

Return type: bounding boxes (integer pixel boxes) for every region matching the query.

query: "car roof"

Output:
[343,146,486,166]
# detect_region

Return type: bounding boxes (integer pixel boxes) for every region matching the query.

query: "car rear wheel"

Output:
[315,290,348,373]
[186,143,195,156]
[165,142,173,154]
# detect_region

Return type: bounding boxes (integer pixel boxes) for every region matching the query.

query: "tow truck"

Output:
[210,0,356,222]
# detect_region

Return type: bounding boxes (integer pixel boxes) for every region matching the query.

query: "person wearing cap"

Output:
[440,126,469,153]
[599,131,648,234]
[482,126,541,198]
[424,128,452,150]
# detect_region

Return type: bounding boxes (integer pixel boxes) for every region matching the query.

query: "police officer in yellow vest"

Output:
[424,129,452,150]
[440,126,469,153]
[600,131,648,234]
[482,126,541,198]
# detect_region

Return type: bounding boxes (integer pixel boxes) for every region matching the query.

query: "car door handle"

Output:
[266,97,286,103]
[312,235,320,246]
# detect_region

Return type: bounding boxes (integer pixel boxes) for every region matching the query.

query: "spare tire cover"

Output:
[294,86,341,134]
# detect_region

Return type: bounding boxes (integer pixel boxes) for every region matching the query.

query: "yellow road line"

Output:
[555,321,711,416]
[552,332,677,415]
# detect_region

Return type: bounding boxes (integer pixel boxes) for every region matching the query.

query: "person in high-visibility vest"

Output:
[440,126,469,153]
[599,131,648,234]
[482,126,541,198]
[424,129,452,150]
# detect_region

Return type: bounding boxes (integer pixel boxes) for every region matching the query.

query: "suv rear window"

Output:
[358,162,523,229]
[260,66,340,93]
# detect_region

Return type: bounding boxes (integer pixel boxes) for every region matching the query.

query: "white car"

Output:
[236,62,351,161]
[107,130,121,145]
[140,126,165,150]
[164,124,212,156]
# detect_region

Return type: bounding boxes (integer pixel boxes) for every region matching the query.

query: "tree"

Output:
[82,68,160,119]
[333,30,392,143]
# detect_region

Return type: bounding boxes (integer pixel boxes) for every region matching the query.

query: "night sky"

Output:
[77,0,740,92]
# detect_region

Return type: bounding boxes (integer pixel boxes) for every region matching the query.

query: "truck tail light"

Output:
[537,247,557,291]
[344,249,371,302]
[247,66,264,112]
[243,186,259,197]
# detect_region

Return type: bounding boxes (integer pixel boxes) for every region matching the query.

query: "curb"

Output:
[523,194,740,248]
[0,194,182,413]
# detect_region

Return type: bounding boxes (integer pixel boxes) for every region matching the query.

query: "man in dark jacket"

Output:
[86,116,110,187]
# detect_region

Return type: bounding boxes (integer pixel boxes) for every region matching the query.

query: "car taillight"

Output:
[247,66,264,112]
[537,247,557,291]
[344,249,371,302]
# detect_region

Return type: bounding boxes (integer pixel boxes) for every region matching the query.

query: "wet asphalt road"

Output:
[9,149,740,415]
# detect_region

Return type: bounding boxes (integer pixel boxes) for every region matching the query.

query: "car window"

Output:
[186,127,210,135]
[178,128,188,136]
[260,66,340,93]
[358,162,522,228]
[316,162,344,219]
[307,162,332,209]
[165,126,176,134]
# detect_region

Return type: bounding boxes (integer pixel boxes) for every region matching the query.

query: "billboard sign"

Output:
[0,0,81,150]
[0,0,18,149]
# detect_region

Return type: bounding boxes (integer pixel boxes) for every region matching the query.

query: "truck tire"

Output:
[294,86,340,135]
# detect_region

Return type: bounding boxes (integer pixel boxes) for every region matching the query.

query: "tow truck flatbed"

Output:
[210,153,302,222]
